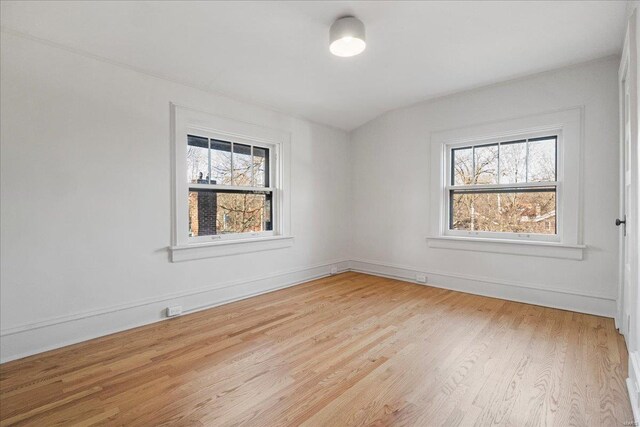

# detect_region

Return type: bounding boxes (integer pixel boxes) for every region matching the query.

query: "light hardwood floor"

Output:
[0,272,633,426]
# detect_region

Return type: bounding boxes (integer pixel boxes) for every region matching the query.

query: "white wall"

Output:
[0,32,352,362]
[349,57,620,316]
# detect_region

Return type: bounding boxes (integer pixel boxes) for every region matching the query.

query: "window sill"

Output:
[170,236,294,262]
[426,236,585,260]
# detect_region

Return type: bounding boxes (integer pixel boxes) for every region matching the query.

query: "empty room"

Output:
[1,1,639,425]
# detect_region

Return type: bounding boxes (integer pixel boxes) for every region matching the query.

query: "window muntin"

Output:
[187,134,274,239]
[448,135,558,238]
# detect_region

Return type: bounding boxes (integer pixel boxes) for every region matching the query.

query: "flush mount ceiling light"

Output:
[329,16,366,57]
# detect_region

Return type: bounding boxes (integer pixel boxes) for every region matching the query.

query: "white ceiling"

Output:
[0,1,629,131]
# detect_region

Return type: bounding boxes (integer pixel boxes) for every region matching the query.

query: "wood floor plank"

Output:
[0,272,633,426]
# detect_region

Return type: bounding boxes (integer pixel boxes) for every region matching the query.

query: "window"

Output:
[187,135,273,239]
[448,135,558,239]
[428,108,585,260]
[171,104,292,262]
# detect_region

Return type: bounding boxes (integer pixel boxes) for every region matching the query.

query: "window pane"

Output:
[187,135,209,184]
[189,189,217,236]
[452,147,473,185]
[218,192,272,234]
[253,146,269,187]
[474,144,498,184]
[188,189,272,236]
[451,189,556,234]
[210,139,232,185]
[527,137,556,182]
[499,141,527,184]
[232,143,252,186]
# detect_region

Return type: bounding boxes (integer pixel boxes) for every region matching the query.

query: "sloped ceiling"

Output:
[0,1,628,130]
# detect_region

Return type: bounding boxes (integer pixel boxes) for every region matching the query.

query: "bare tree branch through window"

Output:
[186,135,272,237]
[450,136,557,235]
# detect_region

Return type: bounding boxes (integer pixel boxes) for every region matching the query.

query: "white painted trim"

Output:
[618,11,633,341]
[170,235,294,262]
[627,378,639,426]
[426,236,585,260]
[349,259,616,317]
[429,107,584,259]
[171,103,293,261]
[0,260,350,363]
[0,258,618,363]
[621,6,640,423]
[628,351,640,425]
[617,7,640,356]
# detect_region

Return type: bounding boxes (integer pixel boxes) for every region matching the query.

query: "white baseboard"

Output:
[0,260,350,363]
[349,259,617,318]
[1,258,618,364]
[628,352,640,425]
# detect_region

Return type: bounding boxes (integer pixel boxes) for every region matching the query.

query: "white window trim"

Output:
[169,103,293,262]
[427,107,586,260]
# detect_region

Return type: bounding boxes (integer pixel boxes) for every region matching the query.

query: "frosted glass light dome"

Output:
[329,16,366,57]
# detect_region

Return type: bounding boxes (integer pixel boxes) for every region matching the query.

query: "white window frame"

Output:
[445,131,561,243]
[428,107,586,260]
[170,104,292,262]
[186,131,276,244]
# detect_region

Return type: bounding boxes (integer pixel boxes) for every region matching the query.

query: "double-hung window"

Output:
[429,108,584,259]
[187,134,274,241]
[171,104,292,262]
[448,135,558,240]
